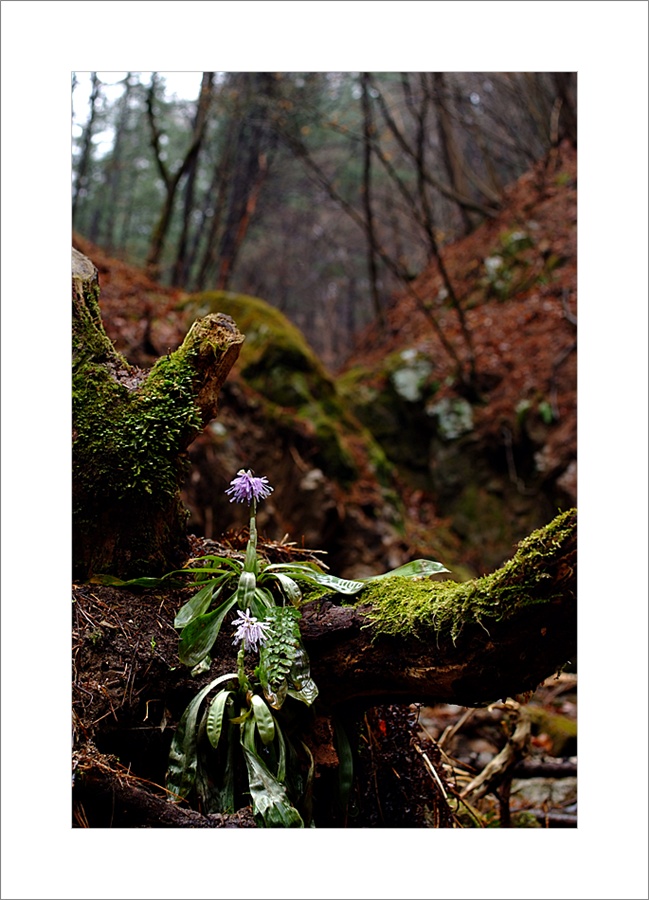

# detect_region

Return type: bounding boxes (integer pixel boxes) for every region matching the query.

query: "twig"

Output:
[461,702,531,803]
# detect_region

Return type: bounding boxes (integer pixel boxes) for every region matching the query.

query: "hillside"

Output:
[339,140,576,572]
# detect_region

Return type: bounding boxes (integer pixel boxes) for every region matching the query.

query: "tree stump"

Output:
[72,247,244,580]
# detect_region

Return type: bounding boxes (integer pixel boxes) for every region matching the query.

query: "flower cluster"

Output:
[232,608,271,653]
[226,469,274,505]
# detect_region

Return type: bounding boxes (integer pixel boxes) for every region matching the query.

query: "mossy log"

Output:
[300,508,576,707]
[72,248,244,580]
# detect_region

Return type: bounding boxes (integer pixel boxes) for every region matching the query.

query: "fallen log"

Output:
[300,507,576,707]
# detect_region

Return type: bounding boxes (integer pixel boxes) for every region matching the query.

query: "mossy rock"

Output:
[181,291,334,409]
[180,291,395,490]
[337,349,441,483]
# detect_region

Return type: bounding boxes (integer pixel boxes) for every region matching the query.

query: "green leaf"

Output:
[90,574,179,588]
[253,586,275,614]
[195,706,236,814]
[262,562,365,594]
[191,554,243,570]
[240,742,304,828]
[362,559,450,581]
[178,593,239,667]
[298,570,366,595]
[299,740,315,827]
[265,572,303,605]
[236,570,257,611]
[174,577,229,629]
[166,672,237,800]
[206,690,234,749]
[286,645,318,706]
[275,719,287,784]
[262,562,323,576]
[190,656,212,677]
[333,717,354,815]
[251,694,275,745]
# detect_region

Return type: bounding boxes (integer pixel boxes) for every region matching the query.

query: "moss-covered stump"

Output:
[300,508,576,707]
[72,248,244,580]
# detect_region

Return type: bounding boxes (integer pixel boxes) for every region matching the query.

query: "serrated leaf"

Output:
[166,672,237,800]
[206,690,234,749]
[251,694,275,745]
[178,593,239,667]
[362,559,450,581]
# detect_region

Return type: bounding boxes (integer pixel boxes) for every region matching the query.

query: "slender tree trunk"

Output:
[552,72,577,146]
[432,72,474,235]
[214,73,275,291]
[192,116,240,290]
[171,72,215,286]
[359,73,384,328]
[103,73,136,254]
[145,73,213,279]
[72,72,101,223]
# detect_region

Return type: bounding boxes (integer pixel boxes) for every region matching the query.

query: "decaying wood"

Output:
[72,247,244,580]
[300,508,576,708]
[73,744,256,828]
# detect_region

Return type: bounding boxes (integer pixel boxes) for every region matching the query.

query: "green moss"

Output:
[73,342,203,507]
[363,509,575,641]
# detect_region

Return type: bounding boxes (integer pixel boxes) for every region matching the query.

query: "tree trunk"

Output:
[145,73,213,280]
[72,247,244,580]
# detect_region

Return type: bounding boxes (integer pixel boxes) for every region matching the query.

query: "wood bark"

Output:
[301,508,576,708]
[72,247,244,580]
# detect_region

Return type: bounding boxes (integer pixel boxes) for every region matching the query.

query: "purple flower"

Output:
[232,608,271,652]
[225,469,274,505]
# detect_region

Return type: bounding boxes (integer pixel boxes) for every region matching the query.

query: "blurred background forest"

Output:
[72,71,576,367]
[72,71,577,580]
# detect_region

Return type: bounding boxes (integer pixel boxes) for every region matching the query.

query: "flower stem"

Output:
[237,644,248,692]
[243,500,258,574]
